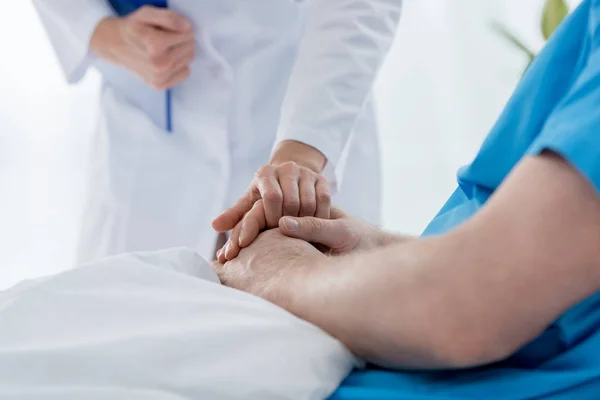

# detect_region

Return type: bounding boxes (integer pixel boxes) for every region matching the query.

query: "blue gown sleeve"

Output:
[527,39,600,196]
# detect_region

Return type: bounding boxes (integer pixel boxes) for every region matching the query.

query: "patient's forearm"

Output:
[288,234,484,369]
[377,231,414,247]
[285,154,600,370]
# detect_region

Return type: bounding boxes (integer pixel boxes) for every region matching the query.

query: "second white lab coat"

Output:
[33,0,402,263]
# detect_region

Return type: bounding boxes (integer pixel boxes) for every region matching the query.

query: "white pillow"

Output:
[0,248,357,400]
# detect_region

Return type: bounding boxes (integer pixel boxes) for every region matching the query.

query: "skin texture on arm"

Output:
[215,153,600,370]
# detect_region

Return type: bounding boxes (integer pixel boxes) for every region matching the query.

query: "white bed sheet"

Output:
[0,248,357,399]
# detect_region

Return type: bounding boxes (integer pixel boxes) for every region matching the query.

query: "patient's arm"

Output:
[281,152,600,369]
[214,152,600,370]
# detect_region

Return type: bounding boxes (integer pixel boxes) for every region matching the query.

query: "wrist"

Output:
[270,253,325,314]
[270,140,326,173]
[376,231,414,248]
[90,17,124,63]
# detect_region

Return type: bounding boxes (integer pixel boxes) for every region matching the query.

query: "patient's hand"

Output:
[279,207,409,255]
[215,205,408,263]
[213,229,324,306]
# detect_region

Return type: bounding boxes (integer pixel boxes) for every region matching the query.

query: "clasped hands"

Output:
[211,173,391,310]
[211,160,331,263]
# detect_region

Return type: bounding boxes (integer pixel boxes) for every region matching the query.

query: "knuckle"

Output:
[300,167,315,178]
[263,190,282,204]
[146,41,167,59]
[284,198,300,211]
[245,190,257,205]
[317,191,331,205]
[163,9,181,20]
[165,12,179,25]
[257,165,275,177]
[279,161,293,170]
[281,161,299,174]
[131,23,146,37]
[300,189,315,202]
[136,5,152,16]
[151,60,171,75]
[300,202,316,216]
[306,218,321,232]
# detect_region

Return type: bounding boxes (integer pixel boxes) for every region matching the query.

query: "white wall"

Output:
[0,0,580,289]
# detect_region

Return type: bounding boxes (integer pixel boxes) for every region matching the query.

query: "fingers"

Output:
[298,171,317,217]
[213,163,330,240]
[135,26,195,89]
[314,177,332,219]
[329,206,347,220]
[212,190,261,233]
[278,163,301,217]
[142,28,194,59]
[168,41,196,71]
[224,221,244,262]
[151,65,191,90]
[153,42,195,88]
[216,242,227,264]
[216,199,268,262]
[256,166,283,228]
[238,200,267,248]
[135,6,192,32]
[279,216,344,248]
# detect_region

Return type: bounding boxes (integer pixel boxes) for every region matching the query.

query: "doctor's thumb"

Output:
[279,217,340,247]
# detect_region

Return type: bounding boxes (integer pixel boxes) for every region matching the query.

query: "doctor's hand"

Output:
[91,6,195,90]
[213,141,331,260]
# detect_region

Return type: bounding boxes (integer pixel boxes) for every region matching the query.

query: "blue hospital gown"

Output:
[332,0,600,399]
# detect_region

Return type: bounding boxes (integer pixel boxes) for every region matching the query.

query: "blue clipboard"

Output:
[108,0,172,132]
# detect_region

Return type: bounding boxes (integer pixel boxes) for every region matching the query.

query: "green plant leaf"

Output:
[541,0,569,40]
[490,21,536,60]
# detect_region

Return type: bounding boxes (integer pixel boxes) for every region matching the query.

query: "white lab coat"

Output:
[33,0,402,263]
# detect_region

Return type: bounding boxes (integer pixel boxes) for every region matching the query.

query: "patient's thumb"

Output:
[279,217,339,246]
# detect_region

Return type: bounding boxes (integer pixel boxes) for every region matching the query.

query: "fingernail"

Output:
[238,228,245,246]
[225,240,231,256]
[283,217,299,232]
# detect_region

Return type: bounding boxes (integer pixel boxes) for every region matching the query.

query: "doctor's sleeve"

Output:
[33,0,114,83]
[526,44,600,197]
[275,0,402,190]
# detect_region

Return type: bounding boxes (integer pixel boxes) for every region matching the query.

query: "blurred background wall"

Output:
[0,0,581,289]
